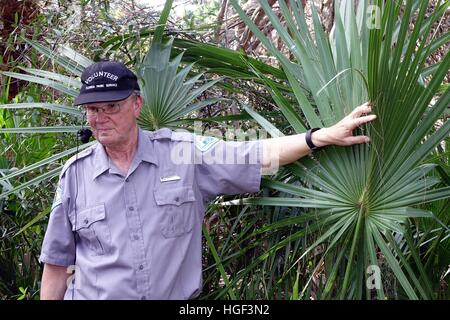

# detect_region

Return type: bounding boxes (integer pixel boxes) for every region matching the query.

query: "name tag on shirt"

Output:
[160,175,181,183]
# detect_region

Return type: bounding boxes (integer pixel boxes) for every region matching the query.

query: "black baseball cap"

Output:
[74,60,140,106]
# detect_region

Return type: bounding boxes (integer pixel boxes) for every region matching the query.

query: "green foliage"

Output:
[221,0,450,299]
[0,79,75,300]
[136,38,222,130]
[179,0,221,30]
[1,0,448,301]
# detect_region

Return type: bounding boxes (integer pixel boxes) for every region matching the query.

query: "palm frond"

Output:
[229,0,449,299]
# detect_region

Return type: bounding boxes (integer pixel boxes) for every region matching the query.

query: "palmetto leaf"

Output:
[202,224,237,300]
[0,126,83,134]
[1,37,92,98]
[103,33,292,95]
[0,103,83,118]
[136,38,221,130]
[0,166,62,199]
[17,67,82,89]
[0,38,94,199]
[0,138,94,200]
[0,142,94,185]
[0,71,79,97]
[21,37,87,76]
[229,0,450,299]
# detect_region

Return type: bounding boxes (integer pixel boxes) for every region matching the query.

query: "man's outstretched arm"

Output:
[262,103,376,173]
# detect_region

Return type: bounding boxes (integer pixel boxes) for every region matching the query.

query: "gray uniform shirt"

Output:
[40,128,262,299]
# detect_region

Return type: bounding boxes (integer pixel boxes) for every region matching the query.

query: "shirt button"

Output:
[139,264,144,270]
[133,235,140,240]
[129,206,134,211]
[83,219,89,225]
[174,197,179,202]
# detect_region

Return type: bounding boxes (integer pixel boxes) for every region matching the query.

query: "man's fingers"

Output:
[352,114,377,127]
[350,102,372,118]
[346,135,370,145]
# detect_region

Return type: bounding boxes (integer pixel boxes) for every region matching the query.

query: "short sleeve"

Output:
[195,138,262,201]
[39,176,75,266]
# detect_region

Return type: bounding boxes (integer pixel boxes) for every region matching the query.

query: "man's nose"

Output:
[95,110,109,122]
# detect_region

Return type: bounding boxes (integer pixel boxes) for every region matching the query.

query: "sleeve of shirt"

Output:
[39,174,75,266]
[194,137,262,201]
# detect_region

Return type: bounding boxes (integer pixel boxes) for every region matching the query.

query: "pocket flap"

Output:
[154,186,196,206]
[73,204,106,231]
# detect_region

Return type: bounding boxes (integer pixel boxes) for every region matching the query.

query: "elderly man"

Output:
[39,61,376,300]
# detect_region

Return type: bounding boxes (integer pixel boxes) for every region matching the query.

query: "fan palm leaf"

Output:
[136,38,222,130]
[228,0,450,299]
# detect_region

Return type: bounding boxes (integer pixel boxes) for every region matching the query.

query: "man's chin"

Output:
[95,134,116,146]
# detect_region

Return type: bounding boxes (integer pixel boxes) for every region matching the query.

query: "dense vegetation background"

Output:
[0,0,449,300]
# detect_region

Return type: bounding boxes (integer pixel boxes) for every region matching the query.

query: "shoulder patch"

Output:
[195,135,220,152]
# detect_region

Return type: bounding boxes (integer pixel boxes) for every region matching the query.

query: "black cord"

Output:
[71,118,85,299]
[71,117,92,299]
[72,134,80,300]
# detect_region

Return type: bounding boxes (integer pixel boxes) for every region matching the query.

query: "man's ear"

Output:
[133,96,143,117]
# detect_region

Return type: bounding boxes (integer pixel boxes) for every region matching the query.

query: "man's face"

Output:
[83,94,142,147]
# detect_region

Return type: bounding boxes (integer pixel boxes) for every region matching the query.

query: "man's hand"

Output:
[261,102,377,174]
[312,102,376,147]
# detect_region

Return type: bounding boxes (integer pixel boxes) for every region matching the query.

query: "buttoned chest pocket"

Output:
[73,204,111,256]
[154,186,196,238]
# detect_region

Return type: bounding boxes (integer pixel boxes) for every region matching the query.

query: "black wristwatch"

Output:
[305,128,322,151]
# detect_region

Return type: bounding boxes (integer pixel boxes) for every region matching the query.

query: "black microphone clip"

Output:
[77,128,92,143]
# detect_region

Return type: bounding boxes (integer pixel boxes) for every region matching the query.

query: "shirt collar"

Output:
[92,128,158,180]
[135,128,159,166]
